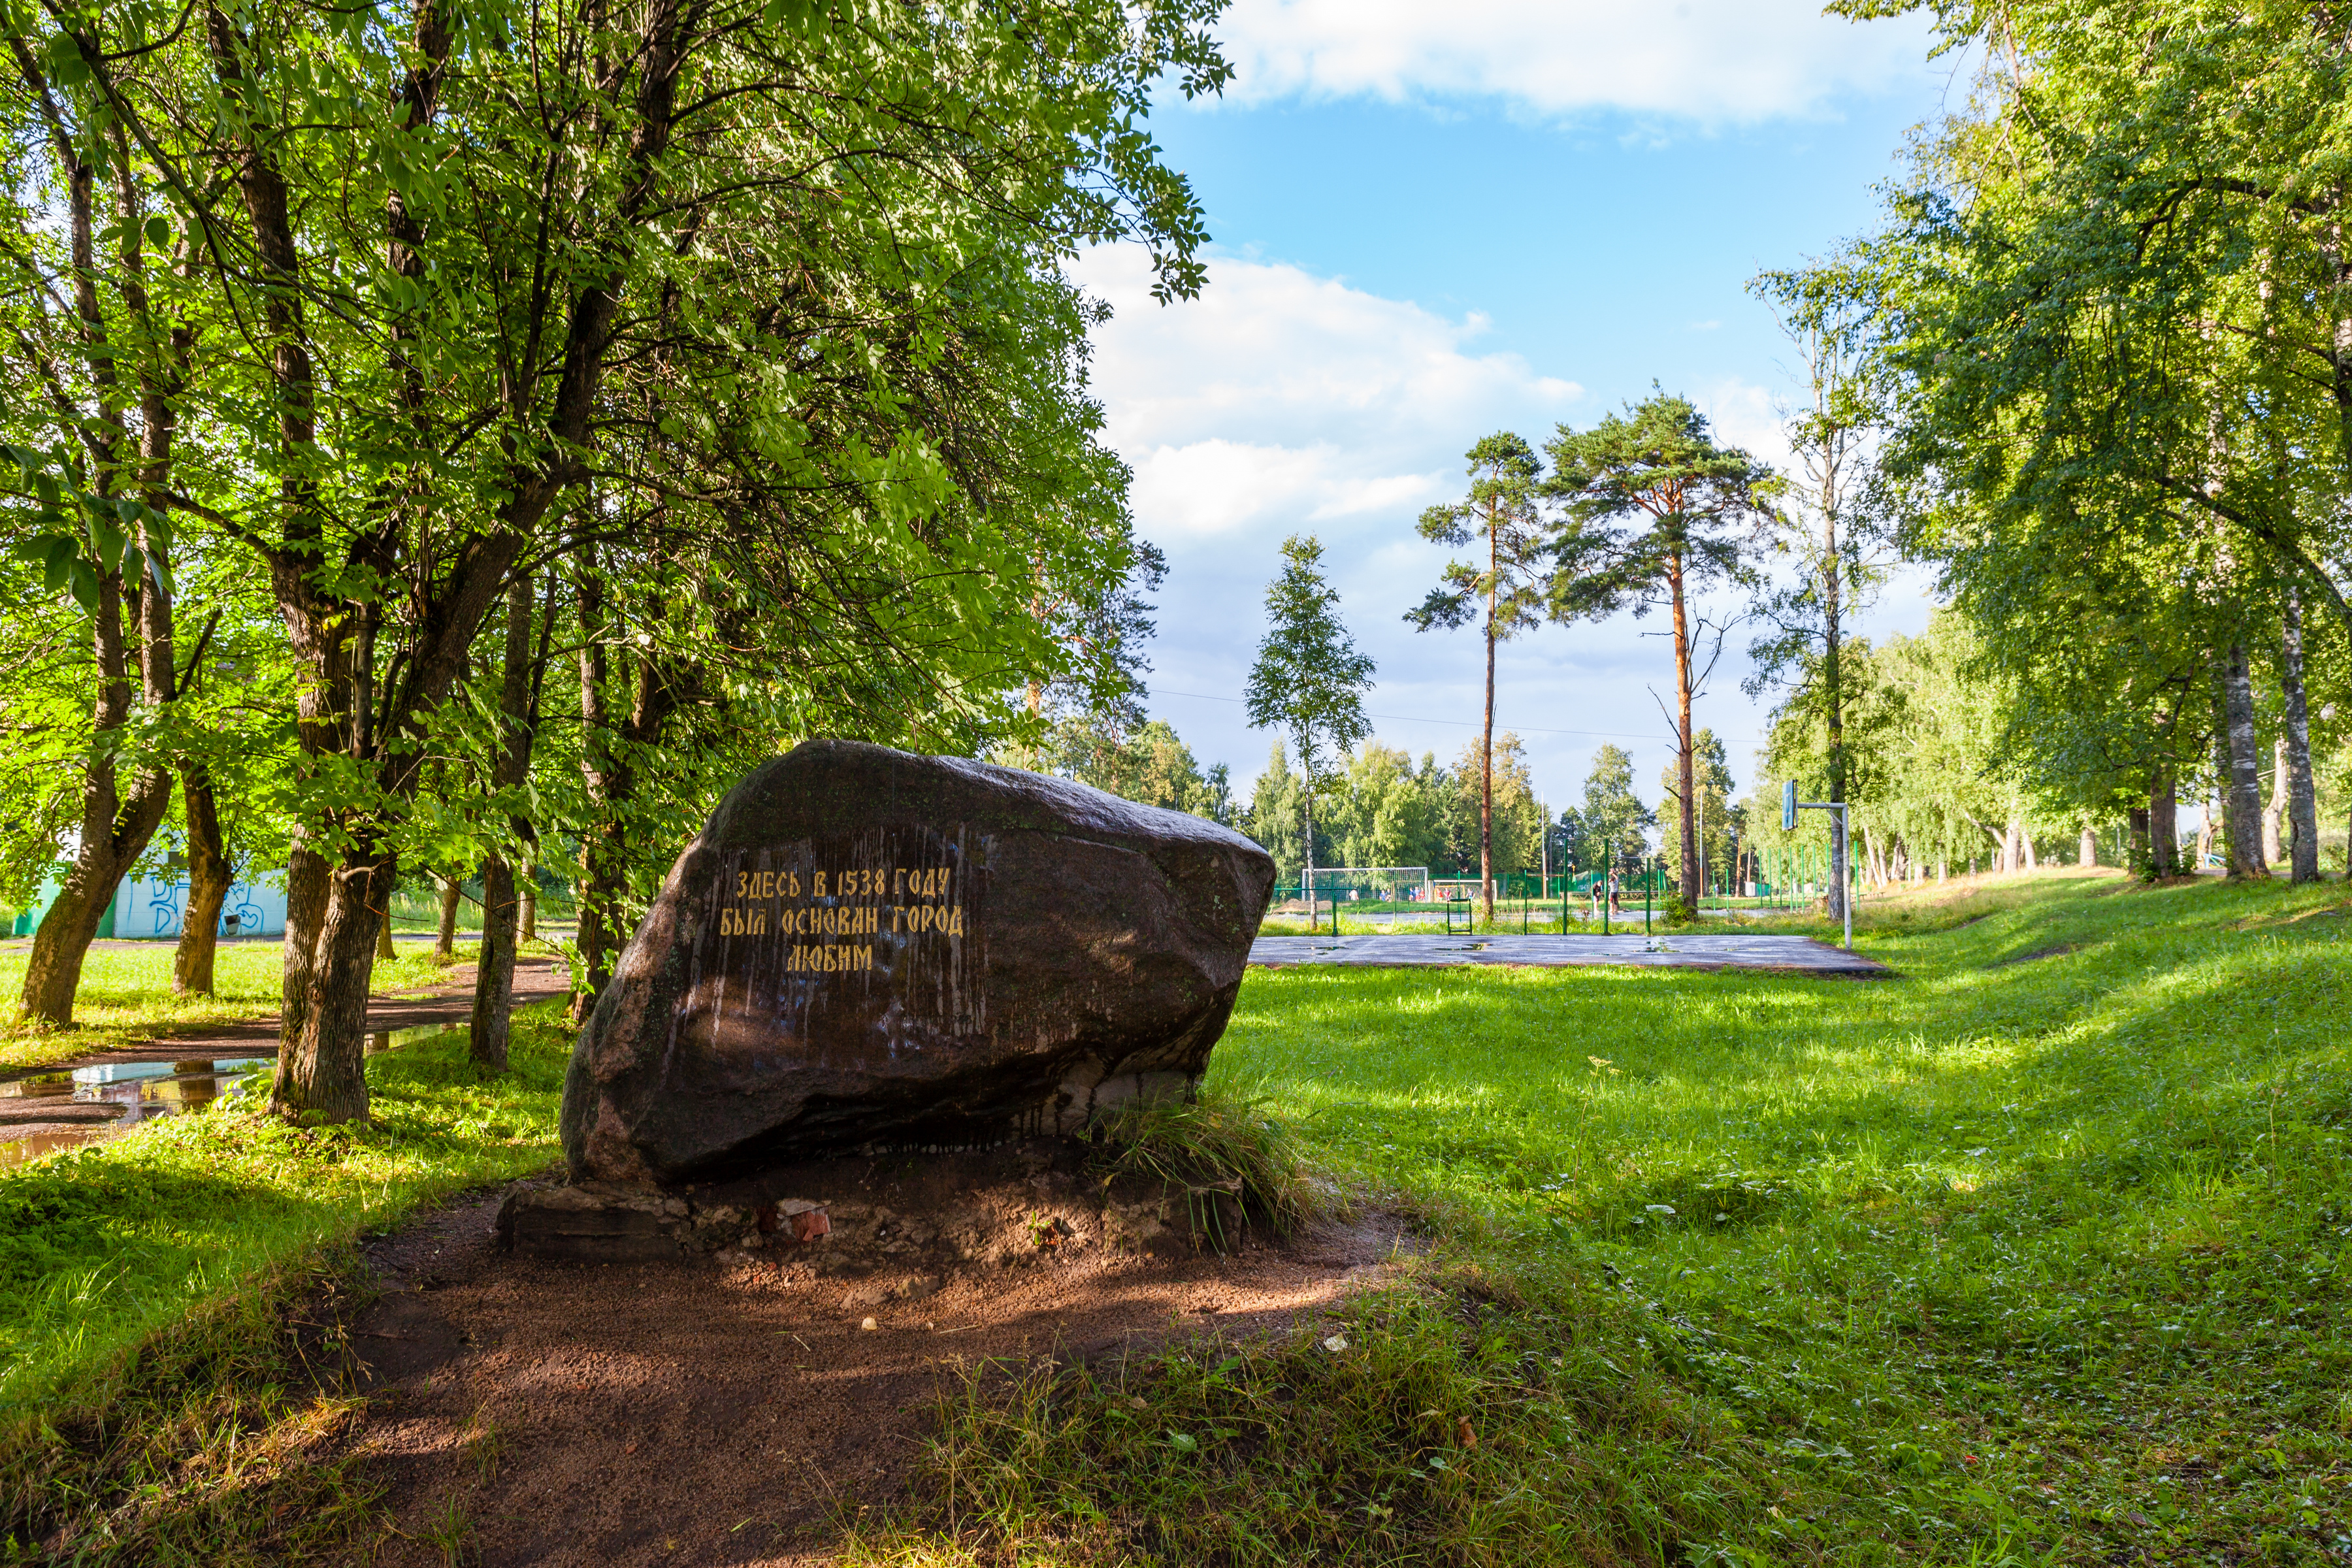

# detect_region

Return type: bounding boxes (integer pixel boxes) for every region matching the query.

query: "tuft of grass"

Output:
[1088,1085,1326,1243]
[416,1492,476,1567]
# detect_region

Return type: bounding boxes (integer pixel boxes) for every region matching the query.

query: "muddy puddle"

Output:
[0,1021,467,1170]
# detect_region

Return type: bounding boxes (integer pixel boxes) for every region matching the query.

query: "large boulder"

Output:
[561,740,1275,1184]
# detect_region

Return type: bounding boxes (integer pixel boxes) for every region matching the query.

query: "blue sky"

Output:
[1080,0,1965,824]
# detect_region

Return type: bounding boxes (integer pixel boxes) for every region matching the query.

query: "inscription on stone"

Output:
[672,827,983,1071]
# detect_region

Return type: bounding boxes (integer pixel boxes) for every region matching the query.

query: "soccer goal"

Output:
[1303,866,1433,906]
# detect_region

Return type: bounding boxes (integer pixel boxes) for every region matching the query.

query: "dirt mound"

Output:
[345,1157,1408,1567]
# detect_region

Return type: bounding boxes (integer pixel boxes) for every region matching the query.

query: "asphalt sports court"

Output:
[1246,933,1888,977]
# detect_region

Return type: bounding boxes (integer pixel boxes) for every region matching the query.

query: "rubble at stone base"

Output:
[496,1139,1250,1273]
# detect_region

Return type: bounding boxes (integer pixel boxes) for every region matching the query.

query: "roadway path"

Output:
[0,954,572,1081]
[1247,933,1889,977]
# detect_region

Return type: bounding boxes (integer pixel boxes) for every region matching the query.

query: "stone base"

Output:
[495,1138,1247,1269]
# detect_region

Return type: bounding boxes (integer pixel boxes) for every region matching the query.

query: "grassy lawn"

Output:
[0,1008,570,1560]
[881,871,2352,1564]
[7,873,2350,1563]
[0,941,510,1073]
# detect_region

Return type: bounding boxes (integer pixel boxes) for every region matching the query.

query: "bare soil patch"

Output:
[343,1158,1409,1567]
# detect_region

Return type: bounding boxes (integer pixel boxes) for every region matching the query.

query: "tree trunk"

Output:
[2022,826,2038,871]
[434,875,462,960]
[2128,806,2150,875]
[377,903,397,960]
[174,766,231,994]
[2281,590,2321,883]
[269,857,391,1123]
[1478,531,1496,926]
[1669,553,1699,907]
[520,867,538,943]
[574,548,624,1023]
[18,576,177,1024]
[469,572,538,1072]
[13,126,180,1025]
[2263,734,2287,867]
[2219,644,2268,878]
[2079,823,2097,868]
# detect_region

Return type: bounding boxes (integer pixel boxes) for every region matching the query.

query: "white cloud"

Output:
[1071,246,1580,538]
[1212,0,1936,123]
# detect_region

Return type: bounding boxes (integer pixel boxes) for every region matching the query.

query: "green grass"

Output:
[0,940,517,1073]
[0,1008,571,1560]
[868,872,2352,1565]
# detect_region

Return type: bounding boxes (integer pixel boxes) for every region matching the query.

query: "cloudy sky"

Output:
[1080,0,1962,821]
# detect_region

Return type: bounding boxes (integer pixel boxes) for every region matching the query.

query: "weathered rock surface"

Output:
[560,739,1274,1183]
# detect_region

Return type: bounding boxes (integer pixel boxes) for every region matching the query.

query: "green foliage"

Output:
[1408,433,1551,643]
[1245,535,1377,798]
[1544,392,1775,626]
[1560,742,1653,870]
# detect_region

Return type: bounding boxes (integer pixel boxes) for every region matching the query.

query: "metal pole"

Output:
[1837,804,1852,952]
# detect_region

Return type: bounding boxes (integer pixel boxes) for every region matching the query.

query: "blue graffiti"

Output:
[148,879,186,937]
[223,887,266,938]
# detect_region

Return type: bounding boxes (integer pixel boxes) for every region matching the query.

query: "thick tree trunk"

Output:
[2080,823,2098,868]
[19,579,176,1024]
[2127,806,2151,876]
[2281,591,2321,883]
[269,855,391,1123]
[471,572,538,1072]
[520,868,538,943]
[472,858,516,1067]
[174,766,230,994]
[1669,555,1699,907]
[377,902,397,960]
[14,112,178,1025]
[574,549,623,1023]
[2219,644,2268,878]
[434,875,461,960]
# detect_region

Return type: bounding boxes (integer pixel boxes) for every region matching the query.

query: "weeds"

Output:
[1088,1085,1325,1243]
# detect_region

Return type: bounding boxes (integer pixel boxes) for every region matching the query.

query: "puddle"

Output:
[0,1022,470,1171]
[368,1021,466,1055]
[0,1057,270,1170]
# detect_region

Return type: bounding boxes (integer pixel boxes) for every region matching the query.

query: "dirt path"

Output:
[0,956,570,1085]
[346,1181,1409,1567]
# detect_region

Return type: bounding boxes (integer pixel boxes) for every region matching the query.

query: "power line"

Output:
[1151,688,1761,745]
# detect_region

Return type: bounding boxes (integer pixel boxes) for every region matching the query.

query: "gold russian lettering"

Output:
[947,906,963,936]
[735,872,747,897]
[858,945,873,970]
[813,871,827,897]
